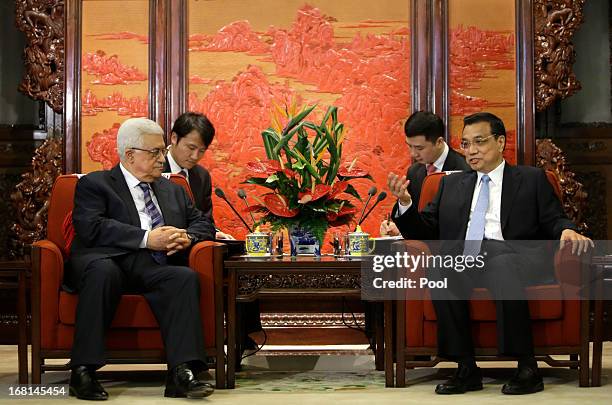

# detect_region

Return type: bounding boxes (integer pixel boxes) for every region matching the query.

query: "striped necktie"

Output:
[138,182,166,264]
[463,175,491,257]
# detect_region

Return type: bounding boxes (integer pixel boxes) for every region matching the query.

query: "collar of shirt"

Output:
[119,162,145,190]
[476,159,505,186]
[431,142,449,172]
[166,146,185,175]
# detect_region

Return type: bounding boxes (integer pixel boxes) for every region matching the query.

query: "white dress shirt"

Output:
[119,163,165,248]
[465,160,505,241]
[428,142,449,173]
[396,142,449,215]
[166,147,189,181]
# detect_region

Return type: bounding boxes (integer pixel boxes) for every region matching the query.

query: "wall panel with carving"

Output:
[447,0,518,163]
[187,0,412,241]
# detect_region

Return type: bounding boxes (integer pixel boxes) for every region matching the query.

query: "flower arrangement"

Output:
[244,103,371,248]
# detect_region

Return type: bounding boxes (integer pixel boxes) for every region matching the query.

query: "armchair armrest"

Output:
[189,241,227,348]
[31,239,65,349]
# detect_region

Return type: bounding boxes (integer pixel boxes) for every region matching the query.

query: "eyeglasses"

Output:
[460,135,495,151]
[130,147,168,158]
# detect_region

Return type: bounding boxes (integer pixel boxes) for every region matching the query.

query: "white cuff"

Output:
[395,199,412,217]
[140,231,149,249]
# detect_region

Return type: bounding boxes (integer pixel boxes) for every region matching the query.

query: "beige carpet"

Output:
[0,344,610,404]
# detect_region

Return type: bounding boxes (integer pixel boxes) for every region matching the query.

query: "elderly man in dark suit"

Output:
[388,112,592,395]
[67,118,216,400]
[380,111,469,236]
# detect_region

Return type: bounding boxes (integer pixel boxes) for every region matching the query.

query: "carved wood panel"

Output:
[15,0,65,113]
[9,137,63,259]
[534,0,585,112]
[536,138,588,233]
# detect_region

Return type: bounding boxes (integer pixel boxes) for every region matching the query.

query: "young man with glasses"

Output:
[380,111,469,237]
[387,112,592,395]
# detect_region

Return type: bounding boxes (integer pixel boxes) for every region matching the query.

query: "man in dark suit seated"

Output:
[163,111,233,239]
[388,112,592,395]
[380,111,469,236]
[66,118,216,400]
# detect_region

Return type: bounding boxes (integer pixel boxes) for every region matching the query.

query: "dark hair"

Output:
[463,112,506,138]
[171,112,215,148]
[403,111,445,143]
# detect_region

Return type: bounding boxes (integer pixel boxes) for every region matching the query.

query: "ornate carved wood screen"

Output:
[63,0,534,239]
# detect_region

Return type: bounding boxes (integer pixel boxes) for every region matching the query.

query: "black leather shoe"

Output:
[69,365,108,401]
[435,365,483,394]
[165,363,214,398]
[502,366,544,395]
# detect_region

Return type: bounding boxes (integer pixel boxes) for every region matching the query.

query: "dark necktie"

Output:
[137,182,167,264]
[179,169,188,178]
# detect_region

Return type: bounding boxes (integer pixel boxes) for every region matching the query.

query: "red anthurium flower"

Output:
[283,168,297,178]
[243,204,268,213]
[336,206,357,217]
[297,184,331,204]
[246,159,283,175]
[337,163,368,178]
[326,206,356,222]
[263,194,299,217]
[329,181,348,198]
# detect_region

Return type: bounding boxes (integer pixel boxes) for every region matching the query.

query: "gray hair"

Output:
[116,118,165,160]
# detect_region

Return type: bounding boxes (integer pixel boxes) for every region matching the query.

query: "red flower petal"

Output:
[337,164,368,177]
[297,184,331,203]
[263,194,299,218]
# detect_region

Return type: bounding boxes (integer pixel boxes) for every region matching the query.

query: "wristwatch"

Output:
[187,233,197,244]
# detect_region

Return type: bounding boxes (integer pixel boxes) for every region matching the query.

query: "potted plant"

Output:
[244,103,371,256]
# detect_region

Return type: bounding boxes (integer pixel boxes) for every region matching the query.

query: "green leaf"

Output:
[243,178,278,190]
[344,184,362,201]
[266,174,279,183]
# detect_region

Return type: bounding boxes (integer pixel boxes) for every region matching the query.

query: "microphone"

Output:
[359,191,387,225]
[214,187,253,233]
[357,186,377,225]
[237,188,256,225]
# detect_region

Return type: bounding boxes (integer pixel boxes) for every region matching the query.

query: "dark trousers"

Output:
[430,241,549,360]
[69,250,207,370]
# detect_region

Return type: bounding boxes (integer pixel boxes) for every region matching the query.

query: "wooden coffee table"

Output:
[224,255,387,388]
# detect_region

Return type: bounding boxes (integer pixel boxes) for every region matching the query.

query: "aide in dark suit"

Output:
[67,118,216,400]
[163,112,235,239]
[388,112,592,395]
[380,111,469,236]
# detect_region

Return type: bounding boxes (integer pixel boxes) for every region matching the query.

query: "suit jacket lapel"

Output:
[109,165,140,226]
[189,167,204,205]
[501,164,521,233]
[458,171,477,237]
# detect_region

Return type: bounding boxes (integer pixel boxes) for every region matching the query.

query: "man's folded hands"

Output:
[146,226,191,255]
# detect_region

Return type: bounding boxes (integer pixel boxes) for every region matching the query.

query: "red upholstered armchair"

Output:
[388,171,590,387]
[30,174,227,388]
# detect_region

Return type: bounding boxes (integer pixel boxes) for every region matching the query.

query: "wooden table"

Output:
[591,255,612,387]
[0,260,30,384]
[224,255,386,388]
